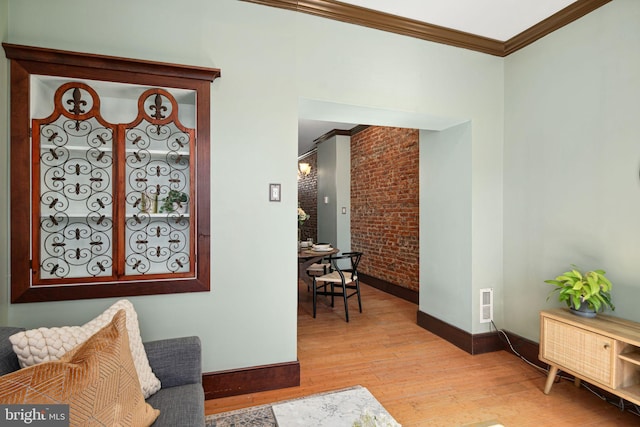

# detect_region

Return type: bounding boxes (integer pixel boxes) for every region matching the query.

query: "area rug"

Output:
[206,402,275,426]
[206,385,399,427]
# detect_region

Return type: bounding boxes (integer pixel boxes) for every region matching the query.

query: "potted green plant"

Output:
[545,265,615,318]
[160,190,188,213]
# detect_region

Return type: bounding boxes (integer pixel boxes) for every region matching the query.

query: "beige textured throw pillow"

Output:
[0,310,160,427]
[9,299,161,398]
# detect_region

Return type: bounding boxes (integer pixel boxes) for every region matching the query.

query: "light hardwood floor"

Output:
[205,281,640,426]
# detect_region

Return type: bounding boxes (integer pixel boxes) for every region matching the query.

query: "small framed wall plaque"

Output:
[269,183,281,202]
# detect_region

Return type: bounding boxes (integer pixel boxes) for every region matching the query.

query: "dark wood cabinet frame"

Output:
[3,43,220,303]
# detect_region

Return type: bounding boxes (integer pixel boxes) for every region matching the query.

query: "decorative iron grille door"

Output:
[122,88,194,277]
[32,82,194,285]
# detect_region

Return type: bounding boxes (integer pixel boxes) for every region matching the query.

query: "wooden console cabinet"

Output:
[540,308,640,405]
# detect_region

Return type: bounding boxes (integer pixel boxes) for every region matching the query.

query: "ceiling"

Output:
[336,0,579,42]
[291,0,605,156]
[298,118,359,157]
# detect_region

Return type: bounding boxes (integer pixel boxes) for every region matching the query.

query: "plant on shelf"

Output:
[160,190,188,213]
[545,265,615,317]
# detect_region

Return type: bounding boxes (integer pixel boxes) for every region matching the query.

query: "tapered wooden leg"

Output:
[544,366,558,394]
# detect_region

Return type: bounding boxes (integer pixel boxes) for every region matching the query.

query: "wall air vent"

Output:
[480,288,494,323]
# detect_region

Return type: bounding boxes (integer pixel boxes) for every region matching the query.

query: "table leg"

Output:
[544,365,558,394]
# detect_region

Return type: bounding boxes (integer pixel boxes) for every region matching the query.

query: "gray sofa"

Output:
[0,326,205,427]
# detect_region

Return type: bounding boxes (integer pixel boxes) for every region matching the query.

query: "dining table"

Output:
[297,245,339,286]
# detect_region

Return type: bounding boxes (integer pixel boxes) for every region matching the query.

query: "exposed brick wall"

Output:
[297,151,317,242]
[351,127,420,291]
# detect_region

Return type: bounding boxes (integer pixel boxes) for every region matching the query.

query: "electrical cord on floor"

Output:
[489,320,640,418]
[490,320,547,375]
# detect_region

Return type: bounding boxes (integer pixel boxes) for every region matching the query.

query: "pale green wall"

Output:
[316,135,350,252]
[335,136,351,254]
[504,0,640,340]
[293,15,504,335]
[1,0,635,379]
[3,0,299,373]
[317,137,338,245]
[420,124,476,330]
[1,0,504,374]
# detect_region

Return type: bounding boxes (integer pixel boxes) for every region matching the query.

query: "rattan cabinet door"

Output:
[542,317,614,387]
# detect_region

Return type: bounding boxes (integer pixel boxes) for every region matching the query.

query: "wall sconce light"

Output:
[298,162,311,179]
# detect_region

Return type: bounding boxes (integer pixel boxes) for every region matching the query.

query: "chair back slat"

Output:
[328,252,362,281]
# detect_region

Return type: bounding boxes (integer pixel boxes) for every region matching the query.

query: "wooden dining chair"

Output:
[312,252,363,322]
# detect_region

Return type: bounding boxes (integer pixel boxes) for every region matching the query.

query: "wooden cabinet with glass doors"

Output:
[3,43,220,302]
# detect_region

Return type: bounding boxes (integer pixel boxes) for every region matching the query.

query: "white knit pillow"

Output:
[9,299,161,398]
